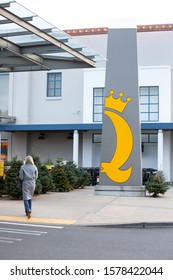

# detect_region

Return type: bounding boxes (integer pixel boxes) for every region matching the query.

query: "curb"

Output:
[85,222,173,228]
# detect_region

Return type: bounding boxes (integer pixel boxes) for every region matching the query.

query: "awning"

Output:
[0,123,103,132]
[1,122,173,132]
[0,0,104,72]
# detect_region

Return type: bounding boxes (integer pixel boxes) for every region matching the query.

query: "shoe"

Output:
[26,211,31,219]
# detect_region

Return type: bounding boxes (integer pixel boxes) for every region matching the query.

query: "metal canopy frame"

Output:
[0,0,104,72]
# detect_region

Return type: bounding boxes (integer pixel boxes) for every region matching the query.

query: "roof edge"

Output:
[1,122,173,132]
[0,123,102,132]
[65,24,173,36]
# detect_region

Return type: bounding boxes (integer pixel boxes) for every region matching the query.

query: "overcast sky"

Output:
[17,0,173,30]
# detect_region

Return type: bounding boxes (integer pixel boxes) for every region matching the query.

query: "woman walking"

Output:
[19,155,38,219]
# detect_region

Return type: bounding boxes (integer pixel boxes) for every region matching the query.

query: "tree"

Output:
[63,161,78,189]
[0,176,5,196]
[32,154,55,194]
[4,157,23,199]
[145,171,169,197]
[39,165,55,194]
[75,167,91,188]
[51,158,70,192]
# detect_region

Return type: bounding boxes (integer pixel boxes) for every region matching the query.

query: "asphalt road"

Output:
[0,222,173,260]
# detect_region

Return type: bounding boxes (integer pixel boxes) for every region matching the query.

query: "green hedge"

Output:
[3,155,91,198]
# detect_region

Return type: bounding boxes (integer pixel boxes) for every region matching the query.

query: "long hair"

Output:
[24,155,34,165]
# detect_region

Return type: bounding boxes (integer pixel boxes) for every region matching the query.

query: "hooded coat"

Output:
[19,163,38,200]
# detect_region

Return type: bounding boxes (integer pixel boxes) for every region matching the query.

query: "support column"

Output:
[82,132,92,167]
[158,129,163,171]
[73,130,79,165]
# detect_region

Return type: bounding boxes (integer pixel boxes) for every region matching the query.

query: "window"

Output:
[0,74,9,116]
[93,133,102,143]
[93,86,159,123]
[140,86,159,122]
[93,87,105,122]
[47,72,62,97]
[141,133,157,153]
[141,133,158,143]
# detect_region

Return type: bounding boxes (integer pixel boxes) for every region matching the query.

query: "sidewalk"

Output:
[0,186,173,226]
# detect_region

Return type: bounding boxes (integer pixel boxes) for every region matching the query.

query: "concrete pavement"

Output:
[0,186,173,226]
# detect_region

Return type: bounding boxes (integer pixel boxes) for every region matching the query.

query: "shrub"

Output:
[0,176,6,196]
[4,156,23,199]
[51,159,70,192]
[145,171,169,197]
[63,161,79,189]
[57,160,91,190]
[34,178,42,195]
[39,165,55,194]
[75,168,91,188]
[3,154,92,196]
[32,154,55,194]
[4,154,56,198]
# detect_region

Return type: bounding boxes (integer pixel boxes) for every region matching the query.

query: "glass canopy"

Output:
[0,0,105,72]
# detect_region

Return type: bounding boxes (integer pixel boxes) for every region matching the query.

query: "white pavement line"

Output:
[0,229,41,236]
[0,227,47,234]
[0,237,22,241]
[0,240,13,244]
[0,221,63,229]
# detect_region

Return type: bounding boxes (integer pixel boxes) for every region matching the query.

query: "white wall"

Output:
[83,68,105,123]
[92,142,101,167]
[27,132,73,163]
[11,132,27,160]
[137,31,173,67]
[12,69,84,125]
[139,66,171,122]
[76,34,107,68]
[142,143,157,169]
[12,72,32,124]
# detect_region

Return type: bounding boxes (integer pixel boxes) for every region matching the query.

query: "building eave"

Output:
[65,24,173,36]
[1,122,173,132]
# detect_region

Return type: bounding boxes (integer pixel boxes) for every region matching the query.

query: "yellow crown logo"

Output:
[105,89,132,113]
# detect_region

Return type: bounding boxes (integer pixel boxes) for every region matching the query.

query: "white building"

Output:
[1,3,173,182]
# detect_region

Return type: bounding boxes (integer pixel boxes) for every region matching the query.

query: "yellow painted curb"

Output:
[0,216,76,225]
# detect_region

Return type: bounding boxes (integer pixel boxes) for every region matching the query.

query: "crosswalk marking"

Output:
[0,221,63,246]
[0,237,22,241]
[0,239,13,244]
[0,236,22,244]
[0,227,47,236]
[0,221,63,229]
[0,227,47,234]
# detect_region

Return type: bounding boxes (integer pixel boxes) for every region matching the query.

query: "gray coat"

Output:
[19,163,38,200]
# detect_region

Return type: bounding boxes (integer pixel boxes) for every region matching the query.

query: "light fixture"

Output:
[38,133,45,140]
[67,132,73,139]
